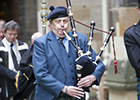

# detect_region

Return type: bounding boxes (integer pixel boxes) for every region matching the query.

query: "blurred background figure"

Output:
[0,19,6,40]
[31,32,43,44]
[13,32,43,100]
[124,0,140,100]
[0,19,6,28]
[0,25,4,41]
[0,19,6,100]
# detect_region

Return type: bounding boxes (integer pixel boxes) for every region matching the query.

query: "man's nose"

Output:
[60,21,64,26]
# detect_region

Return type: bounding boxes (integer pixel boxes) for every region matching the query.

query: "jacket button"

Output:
[63,74,66,77]
[70,63,72,65]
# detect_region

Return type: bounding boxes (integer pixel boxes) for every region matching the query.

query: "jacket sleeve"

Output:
[90,47,105,85]
[0,64,16,80]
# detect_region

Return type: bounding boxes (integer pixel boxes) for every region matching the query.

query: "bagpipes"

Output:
[65,0,119,81]
[76,27,115,79]
[63,26,115,80]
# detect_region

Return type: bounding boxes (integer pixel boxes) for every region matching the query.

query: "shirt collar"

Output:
[55,35,68,41]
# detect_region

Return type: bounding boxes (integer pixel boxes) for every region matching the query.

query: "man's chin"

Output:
[58,33,65,38]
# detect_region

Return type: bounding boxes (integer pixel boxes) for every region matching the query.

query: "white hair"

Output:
[31,32,43,40]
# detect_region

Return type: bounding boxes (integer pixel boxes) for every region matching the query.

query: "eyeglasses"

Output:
[7,33,18,37]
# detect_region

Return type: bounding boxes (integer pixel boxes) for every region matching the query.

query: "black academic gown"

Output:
[13,44,35,100]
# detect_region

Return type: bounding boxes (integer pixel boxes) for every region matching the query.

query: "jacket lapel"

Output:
[48,31,66,70]
[47,31,78,70]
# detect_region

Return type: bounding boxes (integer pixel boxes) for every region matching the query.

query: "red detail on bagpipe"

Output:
[112,34,119,74]
[114,60,119,74]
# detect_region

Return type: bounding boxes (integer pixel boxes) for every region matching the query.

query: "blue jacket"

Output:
[33,31,105,100]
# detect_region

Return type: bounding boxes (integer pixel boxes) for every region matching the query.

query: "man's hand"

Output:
[62,86,84,99]
[14,71,20,88]
[77,75,96,88]
[14,73,18,86]
[14,73,18,80]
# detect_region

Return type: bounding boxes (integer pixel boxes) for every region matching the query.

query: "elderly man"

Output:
[33,6,105,100]
[31,32,43,44]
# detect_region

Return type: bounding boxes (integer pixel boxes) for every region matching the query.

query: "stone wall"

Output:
[108,0,138,36]
[18,0,38,45]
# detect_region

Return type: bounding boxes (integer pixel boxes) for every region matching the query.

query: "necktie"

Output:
[58,38,66,50]
[10,43,18,70]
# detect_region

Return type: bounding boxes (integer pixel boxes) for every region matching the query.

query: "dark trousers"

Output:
[137,77,140,100]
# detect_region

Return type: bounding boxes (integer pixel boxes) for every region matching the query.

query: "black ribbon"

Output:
[10,43,19,70]
[58,38,66,50]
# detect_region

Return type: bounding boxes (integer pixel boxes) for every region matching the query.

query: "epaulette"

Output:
[125,22,137,31]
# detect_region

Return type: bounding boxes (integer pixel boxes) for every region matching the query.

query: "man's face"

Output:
[50,17,69,38]
[0,28,4,40]
[4,29,18,43]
